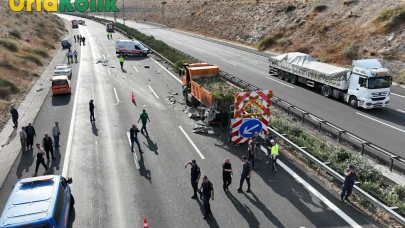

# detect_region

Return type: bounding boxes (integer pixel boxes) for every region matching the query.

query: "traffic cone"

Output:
[144,218,148,228]
[132,92,136,103]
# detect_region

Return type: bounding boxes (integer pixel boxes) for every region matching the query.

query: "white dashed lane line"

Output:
[178,126,205,159]
[356,112,405,133]
[148,85,159,99]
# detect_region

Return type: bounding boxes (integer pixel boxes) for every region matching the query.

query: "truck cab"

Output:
[347,59,391,109]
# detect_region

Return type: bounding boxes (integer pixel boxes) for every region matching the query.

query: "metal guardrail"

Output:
[86,14,405,172]
[77,14,405,225]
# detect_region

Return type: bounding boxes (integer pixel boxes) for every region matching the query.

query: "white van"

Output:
[116,39,149,56]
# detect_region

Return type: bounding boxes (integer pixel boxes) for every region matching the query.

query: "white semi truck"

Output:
[268,52,392,109]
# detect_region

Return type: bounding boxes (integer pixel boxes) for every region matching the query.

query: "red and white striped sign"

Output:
[231,90,273,144]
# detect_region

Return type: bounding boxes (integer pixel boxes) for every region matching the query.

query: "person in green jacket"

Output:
[119,55,124,69]
[269,139,279,172]
[138,109,150,136]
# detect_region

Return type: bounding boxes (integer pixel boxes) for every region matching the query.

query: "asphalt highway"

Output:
[0,15,381,228]
[101,17,405,159]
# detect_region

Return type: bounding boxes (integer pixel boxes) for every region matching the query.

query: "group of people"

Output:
[248,132,279,172]
[67,50,78,64]
[74,34,86,46]
[107,32,113,39]
[129,109,151,153]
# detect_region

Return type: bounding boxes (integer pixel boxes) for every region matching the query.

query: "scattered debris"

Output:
[148,79,151,81]
[144,65,150,68]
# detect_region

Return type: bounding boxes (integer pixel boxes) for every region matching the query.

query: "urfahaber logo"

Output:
[9,0,119,13]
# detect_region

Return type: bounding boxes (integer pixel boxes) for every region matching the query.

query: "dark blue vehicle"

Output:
[0,175,74,228]
[61,40,71,49]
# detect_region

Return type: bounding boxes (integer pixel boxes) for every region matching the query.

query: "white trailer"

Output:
[268,52,392,109]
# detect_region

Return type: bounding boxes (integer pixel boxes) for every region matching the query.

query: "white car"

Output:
[54,64,72,79]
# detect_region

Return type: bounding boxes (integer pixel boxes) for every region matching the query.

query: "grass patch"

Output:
[0,78,20,99]
[340,42,359,60]
[397,70,405,84]
[17,54,43,66]
[257,33,283,51]
[312,4,328,13]
[9,29,21,39]
[0,60,18,71]
[0,39,18,52]
[373,5,405,32]
[285,5,296,13]
[29,48,49,58]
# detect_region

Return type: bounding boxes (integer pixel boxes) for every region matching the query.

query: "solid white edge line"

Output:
[126,132,140,169]
[113,88,120,103]
[178,126,205,159]
[148,85,159,99]
[150,58,183,84]
[220,58,237,66]
[397,109,405,114]
[265,76,294,88]
[132,65,139,73]
[391,93,405,98]
[278,160,362,228]
[356,112,405,133]
[62,41,84,177]
[107,68,111,75]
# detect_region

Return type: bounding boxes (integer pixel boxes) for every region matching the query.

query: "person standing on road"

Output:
[78,35,82,45]
[107,32,109,39]
[89,99,95,122]
[130,124,143,153]
[10,105,19,128]
[269,139,279,172]
[33,143,48,177]
[42,133,55,162]
[19,126,27,154]
[341,164,358,202]
[74,35,76,43]
[110,32,113,39]
[138,109,150,137]
[248,135,256,168]
[82,36,86,45]
[222,158,232,192]
[52,121,61,150]
[237,156,252,193]
[198,176,214,219]
[119,54,124,69]
[25,123,36,150]
[67,50,73,64]
[185,159,201,199]
[73,50,78,63]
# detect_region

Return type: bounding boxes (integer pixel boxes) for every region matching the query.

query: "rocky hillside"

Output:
[111,0,405,83]
[0,7,65,128]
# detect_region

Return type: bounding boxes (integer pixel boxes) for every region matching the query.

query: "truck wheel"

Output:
[290,75,297,84]
[349,96,358,108]
[322,86,331,98]
[278,71,284,80]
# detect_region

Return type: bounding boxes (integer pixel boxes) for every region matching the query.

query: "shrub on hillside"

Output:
[0,39,18,52]
[0,78,20,99]
[0,60,18,71]
[30,48,49,58]
[374,5,405,32]
[340,42,359,60]
[285,5,296,13]
[9,29,21,39]
[312,4,328,13]
[17,54,42,66]
[257,33,283,51]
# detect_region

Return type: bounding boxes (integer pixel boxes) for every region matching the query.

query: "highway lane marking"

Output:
[220,58,237,66]
[107,68,111,75]
[150,58,183,84]
[356,112,405,133]
[132,65,139,73]
[126,132,140,169]
[178,126,205,159]
[242,57,260,64]
[192,47,206,53]
[397,109,405,114]
[62,38,84,177]
[113,88,120,102]
[392,93,405,98]
[265,76,294,88]
[148,85,159,99]
[278,160,362,228]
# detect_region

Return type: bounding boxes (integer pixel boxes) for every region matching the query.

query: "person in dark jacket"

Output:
[33,143,48,177]
[89,99,95,122]
[129,124,142,153]
[25,123,36,150]
[82,36,86,45]
[222,158,232,192]
[341,164,358,202]
[42,133,55,161]
[10,105,19,128]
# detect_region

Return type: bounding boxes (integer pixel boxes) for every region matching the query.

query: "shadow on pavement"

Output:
[195,197,219,228]
[67,206,76,228]
[226,192,260,228]
[6,128,17,145]
[143,137,158,155]
[52,94,72,106]
[16,148,35,178]
[139,156,151,183]
[91,122,98,136]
